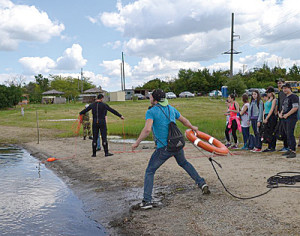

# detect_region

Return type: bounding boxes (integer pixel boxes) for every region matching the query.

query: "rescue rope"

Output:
[192,144,300,200]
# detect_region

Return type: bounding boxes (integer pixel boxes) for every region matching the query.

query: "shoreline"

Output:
[4,135,300,235]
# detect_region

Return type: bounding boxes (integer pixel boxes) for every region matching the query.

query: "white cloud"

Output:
[100,59,132,77]
[96,0,300,63]
[19,57,56,74]
[103,40,122,50]
[0,0,64,51]
[19,44,87,74]
[100,56,202,88]
[56,44,87,70]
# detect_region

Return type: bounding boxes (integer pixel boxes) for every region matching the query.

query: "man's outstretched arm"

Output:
[177,115,198,131]
[132,119,153,150]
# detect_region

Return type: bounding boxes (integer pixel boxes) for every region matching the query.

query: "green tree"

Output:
[226,76,247,96]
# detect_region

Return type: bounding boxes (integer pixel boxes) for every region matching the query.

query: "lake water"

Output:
[0,145,106,236]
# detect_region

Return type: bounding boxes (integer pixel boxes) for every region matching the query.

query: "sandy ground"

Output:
[1,125,299,235]
[16,134,298,236]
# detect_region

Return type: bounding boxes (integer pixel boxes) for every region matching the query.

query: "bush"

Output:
[0,85,22,109]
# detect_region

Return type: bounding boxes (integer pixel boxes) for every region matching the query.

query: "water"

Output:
[107,135,154,144]
[0,145,106,236]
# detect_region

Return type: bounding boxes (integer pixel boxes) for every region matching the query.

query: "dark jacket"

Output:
[80,102,122,124]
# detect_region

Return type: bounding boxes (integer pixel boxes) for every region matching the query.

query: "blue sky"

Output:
[1,0,300,91]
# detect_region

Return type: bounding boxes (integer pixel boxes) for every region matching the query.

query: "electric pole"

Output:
[120,62,124,91]
[80,68,83,93]
[223,13,241,77]
[122,52,126,90]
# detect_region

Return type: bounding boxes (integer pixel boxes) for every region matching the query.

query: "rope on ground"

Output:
[191,144,300,200]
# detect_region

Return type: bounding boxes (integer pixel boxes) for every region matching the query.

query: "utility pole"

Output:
[120,63,124,91]
[223,13,241,77]
[80,68,83,93]
[122,52,126,90]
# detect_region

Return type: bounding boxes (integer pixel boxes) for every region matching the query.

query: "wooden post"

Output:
[36,110,40,144]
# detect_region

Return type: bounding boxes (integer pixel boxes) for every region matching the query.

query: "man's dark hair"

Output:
[152,89,165,102]
[97,94,104,99]
[282,83,291,89]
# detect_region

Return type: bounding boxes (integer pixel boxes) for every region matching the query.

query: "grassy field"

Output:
[0,97,299,142]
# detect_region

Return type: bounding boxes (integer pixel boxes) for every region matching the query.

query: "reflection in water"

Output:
[0,145,106,235]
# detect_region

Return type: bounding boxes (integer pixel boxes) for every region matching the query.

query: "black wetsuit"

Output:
[80,101,122,155]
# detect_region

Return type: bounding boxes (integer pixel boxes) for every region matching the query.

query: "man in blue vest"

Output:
[132,89,210,210]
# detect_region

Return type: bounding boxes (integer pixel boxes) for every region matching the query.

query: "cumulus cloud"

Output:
[0,0,64,51]
[100,56,202,88]
[96,0,300,63]
[56,44,87,70]
[19,44,87,74]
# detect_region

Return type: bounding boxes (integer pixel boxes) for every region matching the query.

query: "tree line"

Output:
[1,64,300,109]
[138,64,300,96]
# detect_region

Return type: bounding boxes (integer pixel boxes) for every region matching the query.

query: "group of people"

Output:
[80,90,210,210]
[79,81,298,210]
[224,78,299,159]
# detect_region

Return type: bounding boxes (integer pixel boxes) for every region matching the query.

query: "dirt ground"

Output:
[1,126,299,235]
[19,135,299,236]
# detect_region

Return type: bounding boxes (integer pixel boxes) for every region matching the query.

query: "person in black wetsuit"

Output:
[80,94,124,157]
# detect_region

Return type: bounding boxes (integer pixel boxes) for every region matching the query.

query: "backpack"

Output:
[157,105,185,152]
[247,134,256,150]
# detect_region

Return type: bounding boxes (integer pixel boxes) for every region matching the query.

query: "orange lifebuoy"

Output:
[47,157,57,162]
[185,129,229,155]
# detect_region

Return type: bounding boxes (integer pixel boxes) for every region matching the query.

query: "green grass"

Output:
[1,97,299,142]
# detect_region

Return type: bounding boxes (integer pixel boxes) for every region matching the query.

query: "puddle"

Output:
[107,135,154,144]
[0,145,106,235]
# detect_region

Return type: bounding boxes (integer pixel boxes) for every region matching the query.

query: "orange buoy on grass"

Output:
[47,157,57,162]
[185,129,229,155]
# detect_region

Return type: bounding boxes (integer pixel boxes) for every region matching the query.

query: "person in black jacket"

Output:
[80,94,124,157]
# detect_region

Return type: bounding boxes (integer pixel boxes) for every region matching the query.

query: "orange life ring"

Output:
[185,129,229,155]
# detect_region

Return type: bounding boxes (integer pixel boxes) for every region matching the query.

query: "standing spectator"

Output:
[240,94,250,150]
[279,83,299,158]
[276,78,289,152]
[262,87,277,152]
[248,90,264,152]
[225,94,241,149]
[82,104,93,140]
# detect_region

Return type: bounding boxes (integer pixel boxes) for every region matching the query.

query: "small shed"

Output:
[110,91,125,102]
[80,87,108,103]
[42,89,66,104]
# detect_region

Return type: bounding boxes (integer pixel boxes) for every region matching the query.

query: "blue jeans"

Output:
[251,119,262,149]
[242,127,250,147]
[143,147,206,202]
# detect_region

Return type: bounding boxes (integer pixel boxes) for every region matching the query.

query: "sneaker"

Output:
[91,154,96,157]
[89,136,93,140]
[105,152,114,157]
[279,147,289,152]
[282,150,291,156]
[200,184,211,195]
[262,148,271,152]
[231,145,238,149]
[252,148,262,153]
[250,148,257,152]
[139,200,153,210]
[225,143,231,148]
[286,152,296,158]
